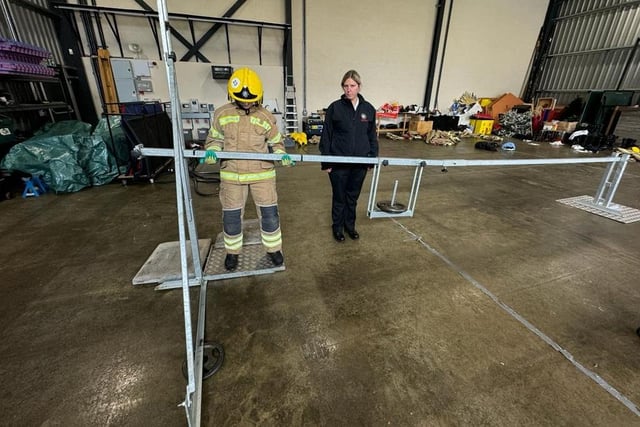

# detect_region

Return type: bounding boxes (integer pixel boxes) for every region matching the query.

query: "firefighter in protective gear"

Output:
[205,67,291,271]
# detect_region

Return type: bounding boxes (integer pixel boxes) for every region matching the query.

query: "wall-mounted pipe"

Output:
[433,0,453,112]
[423,0,446,110]
[302,0,307,117]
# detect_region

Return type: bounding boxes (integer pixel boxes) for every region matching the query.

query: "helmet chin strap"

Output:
[236,101,255,114]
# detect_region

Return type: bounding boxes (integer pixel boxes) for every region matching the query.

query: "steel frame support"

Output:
[53,2,290,65]
[154,0,206,425]
[137,142,634,424]
[179,0,247,62]
[591,151,630,212]
[367,161,426,219]
[139,147,633,221]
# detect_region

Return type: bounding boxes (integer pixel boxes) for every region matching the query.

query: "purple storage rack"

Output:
[0,38,54,77]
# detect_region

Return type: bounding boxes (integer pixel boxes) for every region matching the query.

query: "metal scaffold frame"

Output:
[145,2,636,420]
[140,139,635,425]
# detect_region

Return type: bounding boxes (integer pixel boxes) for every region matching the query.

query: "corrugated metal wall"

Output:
[536,0,640,105]
[0,0,63,64]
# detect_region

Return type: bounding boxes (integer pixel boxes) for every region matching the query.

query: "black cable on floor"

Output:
[188,158,219,197]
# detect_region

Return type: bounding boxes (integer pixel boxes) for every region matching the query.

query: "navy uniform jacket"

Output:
[319,94,378,169]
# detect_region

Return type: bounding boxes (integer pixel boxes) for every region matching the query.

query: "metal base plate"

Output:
[203,244,285,281]
[132,239,211,285]
[204,217,285,281]
[557,195,640,224]
[135,219,285,288]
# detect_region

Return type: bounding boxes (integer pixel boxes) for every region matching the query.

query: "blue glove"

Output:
[200,148,218,165]
[280,153,295,167]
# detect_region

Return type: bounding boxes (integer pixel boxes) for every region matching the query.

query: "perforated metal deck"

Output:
[203,244,285,281]
[557,195,640,224]
[203,218,285,280]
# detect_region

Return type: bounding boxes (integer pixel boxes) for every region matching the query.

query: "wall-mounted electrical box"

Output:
[212,65,233,80]
[135,79,153,92]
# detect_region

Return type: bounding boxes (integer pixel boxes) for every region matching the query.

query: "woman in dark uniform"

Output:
[319,70,379,242]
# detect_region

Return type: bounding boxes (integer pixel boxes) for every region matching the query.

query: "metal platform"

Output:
[557,195,640,224]
[203,243,285,281]
[146,219,285,290]
[132,239,211,285]
[204,218,285,280]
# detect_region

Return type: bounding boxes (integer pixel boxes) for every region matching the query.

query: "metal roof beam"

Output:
[180,0,246,62]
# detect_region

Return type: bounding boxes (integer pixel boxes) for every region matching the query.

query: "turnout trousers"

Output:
[219,178,282,254]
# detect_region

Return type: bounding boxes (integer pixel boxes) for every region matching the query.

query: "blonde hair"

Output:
[341,69,361,86]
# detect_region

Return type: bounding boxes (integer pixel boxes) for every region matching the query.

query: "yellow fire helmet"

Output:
[227,67,263,103]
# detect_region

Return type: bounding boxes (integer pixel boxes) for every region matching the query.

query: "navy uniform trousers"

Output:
[328,165,368,233]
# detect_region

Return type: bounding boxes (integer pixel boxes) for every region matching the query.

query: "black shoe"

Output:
[333,231,345,242]
[224,254,239,271]
[268,251,284,266]
[345,228,359,240]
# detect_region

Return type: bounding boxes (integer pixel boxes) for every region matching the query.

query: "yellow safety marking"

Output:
[219,115,240,126]
[220,169,276,182]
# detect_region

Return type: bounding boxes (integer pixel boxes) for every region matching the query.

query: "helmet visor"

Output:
[233,87,259,102]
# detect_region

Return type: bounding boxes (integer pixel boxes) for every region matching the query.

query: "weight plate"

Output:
[182,342,225,380]
[377,201,407,213]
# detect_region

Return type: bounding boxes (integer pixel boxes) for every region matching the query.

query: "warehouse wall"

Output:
[436,0,548,112]
[292,0,434,115]
[78,0,547,122]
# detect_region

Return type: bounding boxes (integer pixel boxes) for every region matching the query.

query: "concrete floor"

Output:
[1,137,640,426]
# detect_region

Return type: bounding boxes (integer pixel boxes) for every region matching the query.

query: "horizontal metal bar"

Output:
[139,147,623,167]
[299,154,378,165]
[425,157,621,167]
[547,44,637,58]
[554,0,640,22]
[52,2,290,29]
[141,147,302,161]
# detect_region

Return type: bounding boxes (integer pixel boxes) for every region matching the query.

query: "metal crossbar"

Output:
[139,147,632,219]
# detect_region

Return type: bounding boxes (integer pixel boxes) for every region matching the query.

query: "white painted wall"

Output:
[78,0,548,126]
[291,0,434,115]
[435,0,548,112]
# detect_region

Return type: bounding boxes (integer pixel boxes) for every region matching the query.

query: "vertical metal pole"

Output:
[301,0,307,117]
[367,162,382,217]
[390,180,399,206]
[408,163,425,213]
[0,0,19,40]
[155,0,205,424]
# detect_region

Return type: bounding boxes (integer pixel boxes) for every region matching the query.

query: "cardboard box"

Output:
[543,121,577,132]
[486,92,524,120]
[409,120,433,134]
[470,118,494,135]
[555,121,577,132]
